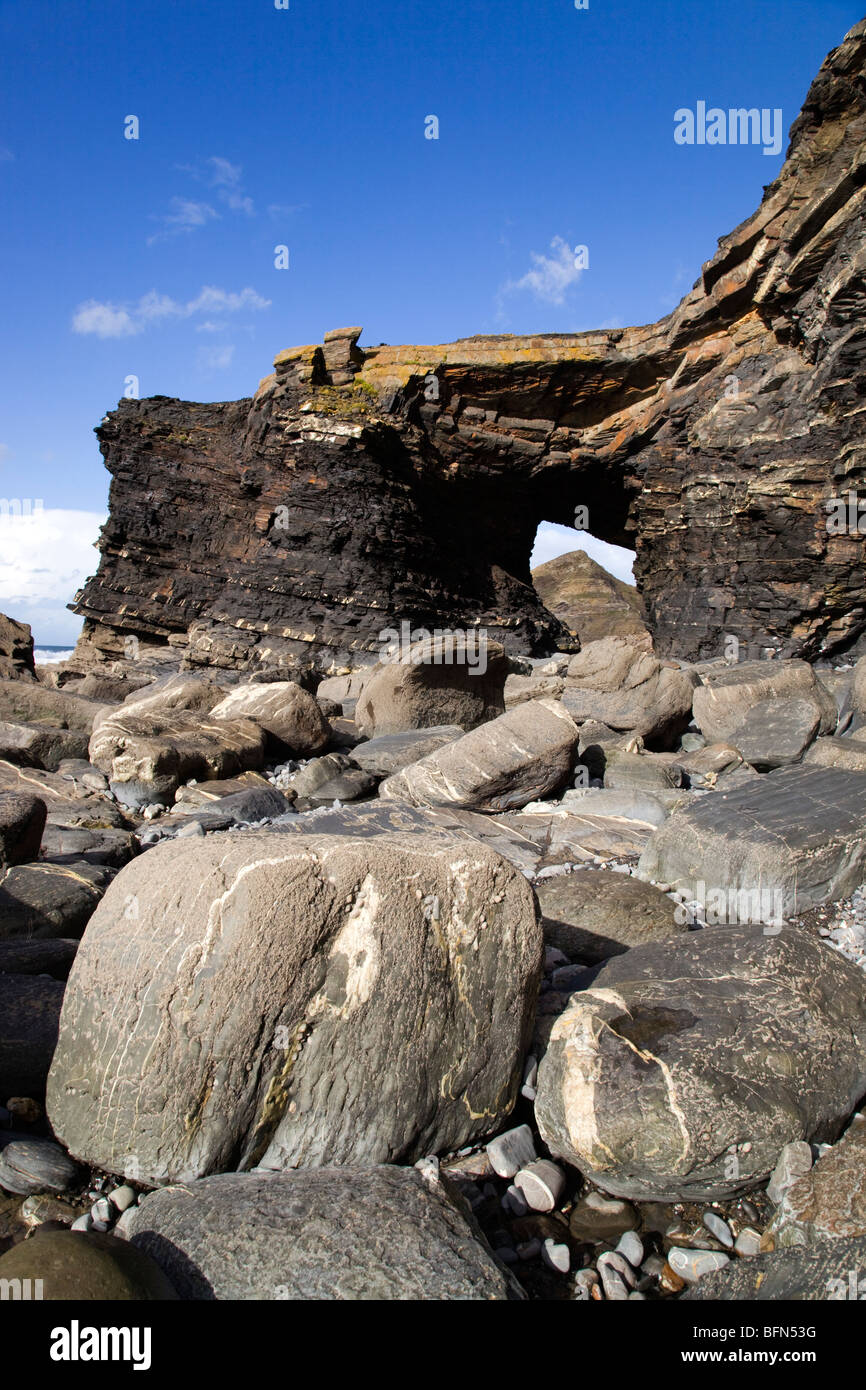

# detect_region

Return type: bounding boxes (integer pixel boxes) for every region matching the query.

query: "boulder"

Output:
[805,736,866,772]
[174,771,274,806]
[727,697,822,769]
[853,655,866,718]
[89,711,266,807]
[97,674,226,727]
[0,1139,81,1196]
[209,681,331,755]
[536,868,686,964]
[286,753,375,806]
[167,785,292,834]
[0,682,107,733]
[355,634,508,738]
[350,726,464,778]
[692,661,836,744]
[535,925,866,1202]
[0,1229,178,1300]
[39,823,137,869]
[600,748,684,793]
[0,762,126,830]
[561,638,695,748]
[121,1167,523,1300]
[379,699,579,812]
[682,1236,866,1301]
[559,787,671,827]
[0,793,47,869]
[769,1116,866,1248]
[0,721,90,771]
[0,974,65,1099]
[315,673,368,710]
[637,766,866,920]
[0,939,78,980]
[0,614,35,681]
[504,674,565,709]
[47,829,542,1183]
[0,861,115,940]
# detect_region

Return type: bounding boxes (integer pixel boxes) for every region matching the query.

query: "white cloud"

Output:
[0,508,106,645]
[207,157,254,214]
[197,344,235,370]
[71,285,271,338]
[530,522,636,584]
[147,197,219,243]
[502,236,585,306]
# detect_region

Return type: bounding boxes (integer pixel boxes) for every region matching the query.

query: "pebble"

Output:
[573,1269,600,1301]
[733,1227,762,1257]
[542,1238,570,1274]
[502,1185,528,1217]
[91,1197,114,1231]
[0,1140,81,1196]
[486,1124,537,1180]
[514,1160,566,1213]
[70,1213,93,1232]
[544,946,569,971]
[20,1194,78,1228]
[597,1262,630,1301]
[521,1055,538,1102]
[597,1249,638,1289]
[5,1098,42,1125]
[177,821,205,838]
[616,1230,644,1268]
[667,1247,731,1284]
[413,1156,439,1184]
[108,1185,137,1213]
[569,1192,638,1243]
[702,1211,734,1248]
[767,1140,813,1204]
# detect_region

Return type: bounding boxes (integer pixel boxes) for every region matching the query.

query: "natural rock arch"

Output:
[73,22,866,674]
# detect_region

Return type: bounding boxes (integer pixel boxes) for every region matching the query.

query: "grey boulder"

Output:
[561,638,695,748]
[0,793,46,869]
[350,726,464,777]
[535,925,866,1202]
[121,1167,523,1300]
[727,697,821,769]
[536,868,686,965]
[692,660,836,744]
[209,681,331,755]
[47,829,542,1183]
[683,1236,866,1301]
[89,710,266,807]
[379,699,579,812]
[0,974,65,1099]
[355,633,508,738]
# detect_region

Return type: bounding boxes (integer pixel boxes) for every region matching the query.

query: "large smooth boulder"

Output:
[47,829,542,1183]
[727,697,822,769]
[209,681,331,755]
[768,1116,866,1248]
[535,926,866,1202]
[0,793,46,869]
[0,1230,177,1300]
[0,613,35,681]
[122,1168,523,1300]
[692,660,836,744]
[355,634,508,738]
[89,711,266,807]
[683,1236,866,1301]
[637,765,866,920]
[0,682,107,732]
[380,699,579,812]
[561,638,695,748]
[536,868,686,964]
[0,974,65,1099]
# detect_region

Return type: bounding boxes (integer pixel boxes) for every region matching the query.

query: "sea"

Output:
[34,647,75,665]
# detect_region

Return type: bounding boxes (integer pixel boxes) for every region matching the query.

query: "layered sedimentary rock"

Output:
[73,22,866,670]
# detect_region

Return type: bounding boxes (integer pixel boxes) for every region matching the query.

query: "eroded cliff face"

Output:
[73,20,866,673]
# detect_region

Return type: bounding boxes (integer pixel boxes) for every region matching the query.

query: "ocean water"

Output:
[34,647,75,664]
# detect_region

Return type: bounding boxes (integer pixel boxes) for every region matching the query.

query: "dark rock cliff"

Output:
[73,21,866,673]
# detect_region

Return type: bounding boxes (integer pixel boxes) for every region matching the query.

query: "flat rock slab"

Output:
[0,938,78,979]
[535,925,866,1203]
[0,722,90,772]
[379,699,579,812]
[122,1168,523,1300]
[805,736,866,771]
[769,1117,866,1247]
[47,828,542,1184]
[637,765,866,920]
[350,726,465,777]
[0,682,107,733]
[536,868,686,964]
[0,974,65,1099]
[0,761,127,829]
[683,1235,866,1301]
[728,697,821,769]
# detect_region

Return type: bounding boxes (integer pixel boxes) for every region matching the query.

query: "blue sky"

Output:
[0,0,861,642]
